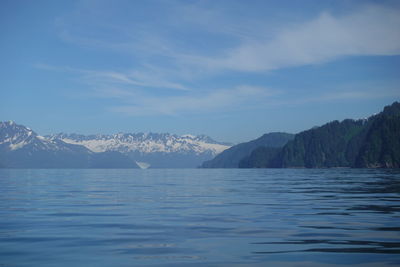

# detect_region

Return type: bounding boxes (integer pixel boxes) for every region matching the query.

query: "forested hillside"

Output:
[239,102,400,168]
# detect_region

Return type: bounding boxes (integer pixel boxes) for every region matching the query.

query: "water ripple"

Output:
[0,168,399,266]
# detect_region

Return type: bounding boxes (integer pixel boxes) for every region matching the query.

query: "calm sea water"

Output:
[0,169,399,266]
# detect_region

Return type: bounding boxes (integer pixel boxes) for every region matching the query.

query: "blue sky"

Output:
[1,0,399,143]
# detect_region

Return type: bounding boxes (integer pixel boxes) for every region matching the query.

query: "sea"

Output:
[0,168,399,266]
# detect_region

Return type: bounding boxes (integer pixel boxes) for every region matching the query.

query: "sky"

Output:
[1,0,399,143]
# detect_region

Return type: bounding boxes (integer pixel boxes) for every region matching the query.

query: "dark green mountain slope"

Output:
[355,104,400,168]
[201,132,294,168]
[239,147,281,168]
[277,119,367,168]
[240,101,400,169]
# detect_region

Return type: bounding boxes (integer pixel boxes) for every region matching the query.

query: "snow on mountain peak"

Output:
[1,121,232,168]
[1,121,231,160]
[0,121,78,152]
[49,132,230,155]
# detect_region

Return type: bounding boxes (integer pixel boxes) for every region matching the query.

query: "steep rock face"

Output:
[0,121,138,168]
[201,132,294,168]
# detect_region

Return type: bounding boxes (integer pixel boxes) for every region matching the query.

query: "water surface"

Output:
[0,169,399,266]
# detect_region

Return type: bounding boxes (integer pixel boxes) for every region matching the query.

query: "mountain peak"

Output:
[1,120,20,128]
[48,132,230,155]
[0,120,37,136]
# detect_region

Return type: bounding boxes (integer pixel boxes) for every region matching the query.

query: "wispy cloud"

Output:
[35,63,188,91]
[293,90,400,105]
[270,83,400,108]
[107,85,278,116]
[54,3,400,77]
[185,5,400,72]
[43,2,400,116]
[37,62,280,115]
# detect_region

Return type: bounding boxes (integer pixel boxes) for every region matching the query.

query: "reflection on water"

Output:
[0,169,399,266]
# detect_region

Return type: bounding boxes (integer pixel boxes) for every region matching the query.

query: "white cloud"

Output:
[45,3,400,117]
[54,4,400,76]
[189,5,400,72]
[35,63,188,91]
[108,85,277,116]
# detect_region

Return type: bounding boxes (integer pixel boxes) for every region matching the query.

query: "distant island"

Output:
[202,101,400,169]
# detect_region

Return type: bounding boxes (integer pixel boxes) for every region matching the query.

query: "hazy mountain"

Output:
[47,133,229,155]
[47,132,231,168]
[0,121,138,168]
[46,133,230,168]
[0,123,230,169]
[240,102,400,168]
[201,132,294,168]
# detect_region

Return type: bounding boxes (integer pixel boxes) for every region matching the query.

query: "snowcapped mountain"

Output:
[0,121,138,168]
[46,132,231,168]
[47,132,230,156]
[0,121,231,168]
[0,121,81,152]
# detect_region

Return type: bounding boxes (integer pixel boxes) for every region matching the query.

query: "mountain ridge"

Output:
[47,132,230,155]
[201,132,295,168]
[0,122,231,168]
[0,121,139,168]
[239,101,400,168]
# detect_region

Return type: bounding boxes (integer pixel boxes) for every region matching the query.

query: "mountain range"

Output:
[0,122,230,168]
[2,102,399,169]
